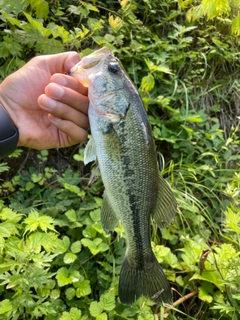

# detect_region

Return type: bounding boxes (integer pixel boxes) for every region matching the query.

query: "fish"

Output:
[69,47,177,305]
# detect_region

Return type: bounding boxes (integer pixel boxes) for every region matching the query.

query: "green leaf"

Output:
[31,173,43,183]
[109,15,122,30]
[55,236,70,254]
[0,208,22,222]
[25,181,35,191]
[0,163,9,174]
[24,210,55,234]
[71,241,82,253]
[50,289,60,300]
[0,299,12,314]
[202,0,230,19]
[69,270,83,283]
[27,231,58,252]
[232,15,240,35]
[63,252,77,264]
[65,210,77,222]
[100,291,116,311]
[60,312,72,320]
[1,12,20,27]
[96,313,108,320]
[65,287,76,300]
[90,301,103,317]
[198,282,214,303]
[56,267,72,287]
[81,238,109,255]
[36,0,49,19]
[69,308,81,320]
[0,221,18,238]
[90,209,101,222]
[75,280,91,297]
[140,75,155,92]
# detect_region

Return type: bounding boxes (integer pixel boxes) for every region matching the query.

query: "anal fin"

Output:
[153,175,177,229]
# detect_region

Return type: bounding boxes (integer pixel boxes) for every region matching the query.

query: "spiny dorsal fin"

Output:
[152,175,177,229]
[101,192,119,233]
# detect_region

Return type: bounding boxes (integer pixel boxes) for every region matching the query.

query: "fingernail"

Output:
[48,83,64,99]
[40,96,57,110]
[52,75,67,86]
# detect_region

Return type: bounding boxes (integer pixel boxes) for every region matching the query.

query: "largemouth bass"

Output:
[69,47,177,305]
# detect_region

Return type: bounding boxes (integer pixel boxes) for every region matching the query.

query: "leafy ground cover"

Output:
[0,0,240,319]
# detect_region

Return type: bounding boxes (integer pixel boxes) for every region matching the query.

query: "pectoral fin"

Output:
[153,175,177,229]
[101,192,119,233]
[84,137,97,165]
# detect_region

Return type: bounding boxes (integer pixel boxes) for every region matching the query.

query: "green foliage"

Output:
[0,0,240,319]
[180,0,240,35]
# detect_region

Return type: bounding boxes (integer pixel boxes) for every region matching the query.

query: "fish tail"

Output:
[118,253,172,305]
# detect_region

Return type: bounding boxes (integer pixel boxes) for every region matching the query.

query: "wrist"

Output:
[0,105,19,159]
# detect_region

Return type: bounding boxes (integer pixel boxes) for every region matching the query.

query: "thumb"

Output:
[47,51,81,74]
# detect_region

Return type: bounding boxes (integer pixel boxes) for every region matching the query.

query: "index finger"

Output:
[50,74,88,96]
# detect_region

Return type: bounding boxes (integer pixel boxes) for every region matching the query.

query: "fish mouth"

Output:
[70,47,111,74]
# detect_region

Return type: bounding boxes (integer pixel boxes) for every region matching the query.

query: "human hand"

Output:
[0,52,89,149]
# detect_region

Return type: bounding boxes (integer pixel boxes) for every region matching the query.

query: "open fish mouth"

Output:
[70,47,111,73]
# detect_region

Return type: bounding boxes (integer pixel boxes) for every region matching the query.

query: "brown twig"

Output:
[160,290,198,317]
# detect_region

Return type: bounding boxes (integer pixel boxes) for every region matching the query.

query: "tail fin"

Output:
[118,254,172,305]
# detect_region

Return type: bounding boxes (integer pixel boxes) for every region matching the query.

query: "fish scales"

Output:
[69,47,177,305]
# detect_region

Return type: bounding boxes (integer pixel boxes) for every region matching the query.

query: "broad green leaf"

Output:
[100,291,116,311]
[65,210,77,222]
[63,252,77,264]
[36,0,49,19]
[202,0,230,19]
[0,221,18,238]
[27,231,58,253]
[90,301,103,317]
[90,209,101,222]
[109,15,122,30]
[69,307,81,320]
[0,299,12,314]
[56,267,72,287]
[24,13,44,33]
[0,208,22,222]
[96,313,108,320]
[47,23,70,42]
[63,183,85,197]
[50,289,60,300]
[31,173,43,183]
[75,280,91,297]
[69,270,83,283]
[71,241,82,254]
[82,225,97,238]
[198,282,213,303]
[55,236,70,253]
[120,0,129,9]
[60,312,71,320]
[1,12,20,27]
[25,181,35,191]
[65,287,76,300]
[232,15,240,35]
[140,75,155,92]
[24,210,55,234]
[0,163,9,174]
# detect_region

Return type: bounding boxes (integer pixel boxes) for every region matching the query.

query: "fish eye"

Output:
[108,62,120,74]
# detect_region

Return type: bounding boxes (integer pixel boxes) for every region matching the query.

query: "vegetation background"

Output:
[0,0,240,319]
